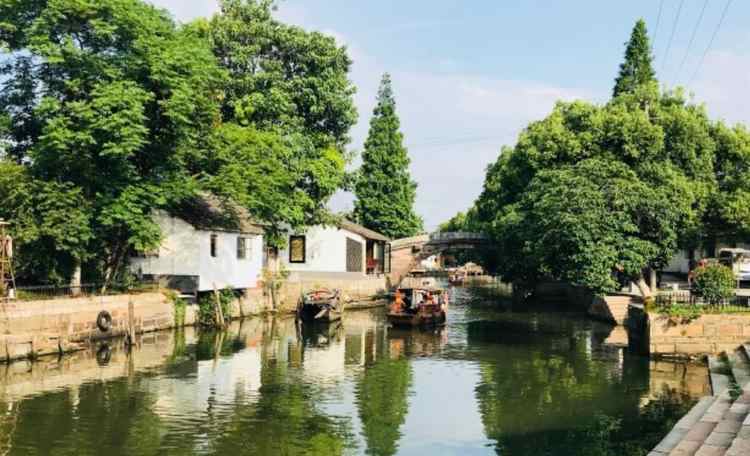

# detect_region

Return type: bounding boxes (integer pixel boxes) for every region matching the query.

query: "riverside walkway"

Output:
[650,346,750,455]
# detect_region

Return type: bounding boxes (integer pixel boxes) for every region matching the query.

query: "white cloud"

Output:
[692,49,750,126]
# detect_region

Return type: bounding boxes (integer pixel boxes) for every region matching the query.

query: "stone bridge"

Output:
[388,231,491,285]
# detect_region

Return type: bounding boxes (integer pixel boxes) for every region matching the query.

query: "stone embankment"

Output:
[0,289,266,363]
[647,313,750,358]
[650,345,750,455]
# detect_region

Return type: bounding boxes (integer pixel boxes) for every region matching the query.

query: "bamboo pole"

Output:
[213,284,225,327]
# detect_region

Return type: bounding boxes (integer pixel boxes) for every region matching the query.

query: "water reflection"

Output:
[0,289,708,456]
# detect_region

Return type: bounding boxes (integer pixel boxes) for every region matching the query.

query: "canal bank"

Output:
[0,289,267,363]
[0,287,710,456]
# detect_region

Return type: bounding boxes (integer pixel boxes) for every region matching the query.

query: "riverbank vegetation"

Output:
[448,19,750,298]
[0,0,357,287]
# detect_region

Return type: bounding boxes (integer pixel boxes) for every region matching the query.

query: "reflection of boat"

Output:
[387,286,447,328]
[298,289,344,322]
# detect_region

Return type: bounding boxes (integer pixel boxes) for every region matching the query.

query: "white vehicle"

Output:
[718,248,750,282]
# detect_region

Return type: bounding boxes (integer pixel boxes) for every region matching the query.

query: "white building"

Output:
[130,196,264,294]
[278,220,391,278]
[664,242,750,274]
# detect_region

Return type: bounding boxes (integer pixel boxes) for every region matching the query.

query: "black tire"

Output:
[96,310,112,332]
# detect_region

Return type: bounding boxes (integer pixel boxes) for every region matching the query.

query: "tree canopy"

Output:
[0,0,357,284]
[471,80,750,295]
[354,74,423,239]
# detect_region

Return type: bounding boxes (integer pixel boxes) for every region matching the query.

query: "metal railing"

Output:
[656,290,750,312]
[428,232,490,243]
[10,281,160,301]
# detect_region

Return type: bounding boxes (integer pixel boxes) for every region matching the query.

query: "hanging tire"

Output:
[96,310,112,332]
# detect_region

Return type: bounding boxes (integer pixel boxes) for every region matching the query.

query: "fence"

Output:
[10,281,160,301]
[656,290,750,312]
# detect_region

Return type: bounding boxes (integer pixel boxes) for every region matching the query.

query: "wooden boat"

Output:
[387,286,447,328]
[298,289,344,322]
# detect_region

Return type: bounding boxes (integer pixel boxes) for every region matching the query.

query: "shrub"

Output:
[692,264,736,305]
[198,288,235,327]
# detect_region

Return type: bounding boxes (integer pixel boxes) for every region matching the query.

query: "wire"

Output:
[652,0,665,49]
[674,0,709,86]
[689,0,733,87]
[660,0,685,78]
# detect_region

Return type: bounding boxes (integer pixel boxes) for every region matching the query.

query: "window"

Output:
[346,237,363,272]
[210,234,218,258]
[237,237,247,259]
[237,237,253,260]
[289,235,306,263]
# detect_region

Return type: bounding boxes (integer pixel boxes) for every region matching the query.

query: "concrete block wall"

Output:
[0,292,176,362]
[648,313,750,357]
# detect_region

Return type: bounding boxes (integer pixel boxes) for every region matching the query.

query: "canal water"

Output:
[0,287,708,455]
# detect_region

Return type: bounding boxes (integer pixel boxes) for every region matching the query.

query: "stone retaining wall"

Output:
[0,292,181,362]
[648,313,750,357]
[0,288,268,363]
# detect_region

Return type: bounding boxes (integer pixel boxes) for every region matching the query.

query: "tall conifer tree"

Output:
[613,19,657,97]
[354,74,423,239]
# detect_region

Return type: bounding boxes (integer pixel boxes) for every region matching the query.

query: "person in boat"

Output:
[391,289,405,313]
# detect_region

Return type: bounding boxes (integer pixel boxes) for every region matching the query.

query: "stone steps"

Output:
[651,352,750,456]
[709,355,732,397]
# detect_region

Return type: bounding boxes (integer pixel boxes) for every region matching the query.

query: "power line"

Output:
[675,0,709,85]
[689,0,733,87]
[660,0,685,78]
[652,0,665,49]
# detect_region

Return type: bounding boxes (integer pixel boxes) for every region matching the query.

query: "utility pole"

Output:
[0,219,17,300]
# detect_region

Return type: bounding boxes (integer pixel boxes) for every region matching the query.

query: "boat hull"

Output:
[387,311,446,328]
[299,303,343,322]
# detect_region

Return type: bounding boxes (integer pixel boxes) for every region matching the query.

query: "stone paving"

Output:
[650,345,750,456]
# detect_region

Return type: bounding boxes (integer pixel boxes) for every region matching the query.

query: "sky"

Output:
[148,0,750,230]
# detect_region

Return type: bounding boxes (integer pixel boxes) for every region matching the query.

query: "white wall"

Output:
[130,211,263,292]
[278,226,366,274]
[198,231,263,292]
[664,242,750,274]
[130,212,201,277]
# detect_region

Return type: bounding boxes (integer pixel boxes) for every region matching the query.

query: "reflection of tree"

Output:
[1,377,164,455]
[470,312,690,455]
[355,330,413,456]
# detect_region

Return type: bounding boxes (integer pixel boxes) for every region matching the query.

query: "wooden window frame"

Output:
[210,234,218,258]
[289,235,306,264]
[237,237,247,260]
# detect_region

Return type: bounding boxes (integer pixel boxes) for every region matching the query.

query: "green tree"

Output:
[0,0,225,284]
[205,0,356,238]
[354,74,423,239]
[613,19,657,98]
[208,0,357,149]
[493,159,688,296]
[439,212,467,232]
[0,161,92,284]
[472,85,719,297]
